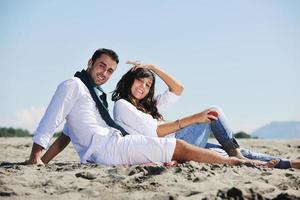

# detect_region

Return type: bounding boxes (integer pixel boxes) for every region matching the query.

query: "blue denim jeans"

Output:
[174,108,291,169]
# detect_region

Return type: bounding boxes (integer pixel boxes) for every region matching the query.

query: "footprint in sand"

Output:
[75,172,97,180]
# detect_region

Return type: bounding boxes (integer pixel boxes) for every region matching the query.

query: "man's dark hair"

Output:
[91,48,119,64]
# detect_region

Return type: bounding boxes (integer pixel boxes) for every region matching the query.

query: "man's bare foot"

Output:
[227,148,248,160]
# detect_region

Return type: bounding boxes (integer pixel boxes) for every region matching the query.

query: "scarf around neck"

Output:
[74,69,128,136]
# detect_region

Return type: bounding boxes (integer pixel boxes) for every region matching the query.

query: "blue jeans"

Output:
[175,108,291,169]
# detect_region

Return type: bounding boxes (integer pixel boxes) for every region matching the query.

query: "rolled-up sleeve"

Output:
[33,79,80,149]
[113,99,158,137]
[156,90,181,112]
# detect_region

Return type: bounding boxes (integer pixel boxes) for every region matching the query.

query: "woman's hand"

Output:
[192,108,219,123]
[126,60,184,96]
[126,60,154,71]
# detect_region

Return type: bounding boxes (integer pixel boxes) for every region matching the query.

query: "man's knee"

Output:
[172,139,190,162]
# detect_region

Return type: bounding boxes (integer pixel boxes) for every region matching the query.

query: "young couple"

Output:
[27,48,299,169]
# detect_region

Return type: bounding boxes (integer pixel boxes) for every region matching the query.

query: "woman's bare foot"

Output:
[266,159,280,168]
[248,159,280,168]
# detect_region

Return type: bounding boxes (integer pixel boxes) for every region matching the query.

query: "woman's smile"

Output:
[131,77,153,100]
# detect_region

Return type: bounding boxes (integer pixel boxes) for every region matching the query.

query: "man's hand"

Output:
[26,157,45,165]
[26,143,44,165]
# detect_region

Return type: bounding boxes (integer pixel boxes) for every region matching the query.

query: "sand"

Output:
[0,138,299,200]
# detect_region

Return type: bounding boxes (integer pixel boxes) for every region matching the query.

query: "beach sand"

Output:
[0,138,299,200]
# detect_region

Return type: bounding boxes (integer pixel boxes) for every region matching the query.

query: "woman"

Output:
[112,61,299,169]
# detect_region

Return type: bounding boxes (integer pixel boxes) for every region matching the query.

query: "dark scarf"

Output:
[74,70,128,136]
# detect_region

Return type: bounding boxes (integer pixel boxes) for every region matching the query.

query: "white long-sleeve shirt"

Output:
[113,90,180,137]
[33,77,121,163]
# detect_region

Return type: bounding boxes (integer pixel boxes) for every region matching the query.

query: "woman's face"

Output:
[130,77,153,100]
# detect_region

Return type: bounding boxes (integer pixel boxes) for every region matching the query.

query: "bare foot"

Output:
[245,159,279,168]
[227,148,248,160]
[266,159,280,168]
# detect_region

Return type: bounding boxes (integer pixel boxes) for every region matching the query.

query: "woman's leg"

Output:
[206,143,292,169]
[175,123,211,148]
[240,148,292,169]
[175,107,293,168]
[174,110,242,158]
[209,107,245,158]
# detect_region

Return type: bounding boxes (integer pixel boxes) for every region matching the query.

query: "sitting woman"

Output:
[112,61,299,169]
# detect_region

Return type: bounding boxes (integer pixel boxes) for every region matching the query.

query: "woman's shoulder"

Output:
[113,99,139,118]
[115,98,130,105]
[114,99,135,110]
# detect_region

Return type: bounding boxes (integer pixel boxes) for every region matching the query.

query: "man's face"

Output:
[87,54,117,86]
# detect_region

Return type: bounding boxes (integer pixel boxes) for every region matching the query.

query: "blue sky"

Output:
[0,0,299,133]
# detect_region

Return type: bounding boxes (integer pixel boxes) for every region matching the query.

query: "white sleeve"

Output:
[155,89,181,112]
[33,79,80,149]
[62,123,70,137]
[113,99,158,137]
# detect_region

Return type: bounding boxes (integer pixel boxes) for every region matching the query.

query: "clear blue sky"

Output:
[1,0,299,133]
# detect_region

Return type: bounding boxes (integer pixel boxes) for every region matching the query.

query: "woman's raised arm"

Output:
[127,61,184,96]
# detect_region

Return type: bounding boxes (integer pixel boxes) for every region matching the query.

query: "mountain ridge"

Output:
[251,121,300,139]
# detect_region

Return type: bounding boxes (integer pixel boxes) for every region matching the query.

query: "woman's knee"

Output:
[209,106,221,114]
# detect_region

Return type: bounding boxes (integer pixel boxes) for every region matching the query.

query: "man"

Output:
[27,48,248,166]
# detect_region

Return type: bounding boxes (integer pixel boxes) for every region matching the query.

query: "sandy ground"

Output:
[0,137,299,200]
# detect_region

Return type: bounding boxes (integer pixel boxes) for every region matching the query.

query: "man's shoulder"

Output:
[59,77,83,87]
[56,77,87,94]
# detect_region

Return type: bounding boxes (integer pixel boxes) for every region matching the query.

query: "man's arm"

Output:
[28,78,80,165]
[41,133,71,164]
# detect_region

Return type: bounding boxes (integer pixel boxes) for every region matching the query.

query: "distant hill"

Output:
[0,127,62,137]
[251,121,300,139]
[0,127,31,137]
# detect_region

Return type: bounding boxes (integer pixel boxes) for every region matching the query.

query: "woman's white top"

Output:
[113,90,180,138]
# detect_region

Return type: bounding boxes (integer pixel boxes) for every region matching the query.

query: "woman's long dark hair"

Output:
[112,68,163,120]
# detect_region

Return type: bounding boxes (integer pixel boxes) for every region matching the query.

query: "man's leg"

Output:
[172,139,244,165]
[91,134,244,166]
[291,160,300,169]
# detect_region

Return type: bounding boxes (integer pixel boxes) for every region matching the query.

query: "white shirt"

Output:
[113,90,180,137]
[33,77,121,163]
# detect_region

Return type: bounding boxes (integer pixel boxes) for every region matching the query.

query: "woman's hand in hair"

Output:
[126,60,184,96]
[126,60,154,71]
